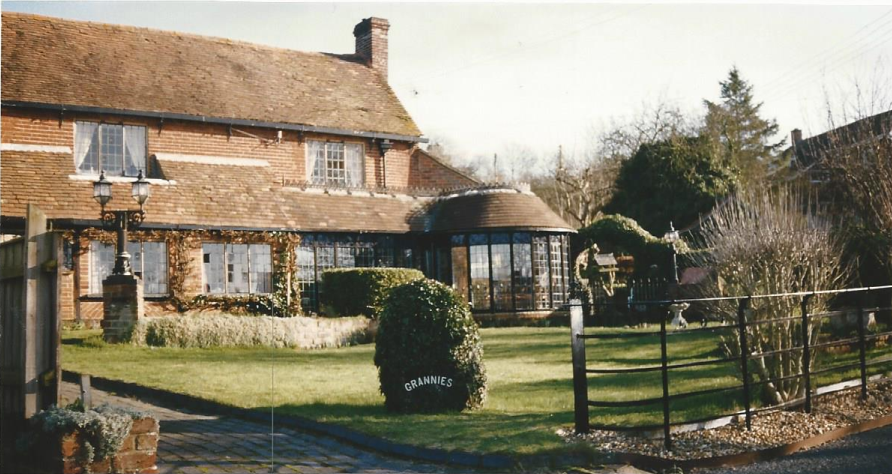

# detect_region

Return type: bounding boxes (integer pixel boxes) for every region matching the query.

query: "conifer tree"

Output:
[703,67,785,186]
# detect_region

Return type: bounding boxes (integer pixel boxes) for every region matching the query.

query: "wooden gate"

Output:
[1,204,62,435]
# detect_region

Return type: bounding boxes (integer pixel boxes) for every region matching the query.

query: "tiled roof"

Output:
[792,110,892,169]
[428,189,576,233]
[0,150,429,233]
[1,12,421,138]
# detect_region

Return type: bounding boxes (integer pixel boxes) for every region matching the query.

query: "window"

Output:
[491,234,512,311]
[550,236,566,306]
[469,234,490,311]
[297,237,317,312]
[533,236,551,309]
[90,240,168,295]
[307,141,364,187]
[75,122,147,176]
[512,233,533,311]
[451,235,469,301]
[202,243,272,294]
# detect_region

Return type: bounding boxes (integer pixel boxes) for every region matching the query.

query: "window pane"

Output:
[451,240,469,302]
[562,236,570,304]
[227,244,250,294]
[308,141,326,184]
[127,241,142,278]
[356,242,374,268]
[345,143,364,187]
[143,242,168,295]
[435,245,451,284]
[513,233,533,310]
[100,124,124,175]
[202,243,225,294]
[75,122,100,174]
[533,236,550,309]
[315,239,335,304]
[90,241,115,293]
[123,125,147,176]
[376,236,395,267]
[491,234,512,311]
[249,245,272,294]
[336,237,355,268]
[297,244,316,312]
[469,234,490,311]
[551,236,565,306]
[326,143,346,185]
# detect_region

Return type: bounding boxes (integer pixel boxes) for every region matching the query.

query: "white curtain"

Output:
[75,122,99,173]
[345,143,364,187]
[123,125,147,176]
[307,141,325,184]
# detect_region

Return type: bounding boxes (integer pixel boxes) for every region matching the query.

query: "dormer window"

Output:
[75,121,147,176]
[307,140,364,187]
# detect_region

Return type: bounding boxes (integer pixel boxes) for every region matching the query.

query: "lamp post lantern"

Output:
[663,222,680,285]
[93,170,151,276]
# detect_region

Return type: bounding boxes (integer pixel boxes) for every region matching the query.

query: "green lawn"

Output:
[61,325,892,456]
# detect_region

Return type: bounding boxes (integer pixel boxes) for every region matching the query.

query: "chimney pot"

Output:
[354,17,390,81]
[791,128,803,144]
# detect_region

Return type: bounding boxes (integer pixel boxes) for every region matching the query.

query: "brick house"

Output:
[1,13,575,325]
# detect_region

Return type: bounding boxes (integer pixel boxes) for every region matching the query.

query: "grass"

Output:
[61,325,892,456]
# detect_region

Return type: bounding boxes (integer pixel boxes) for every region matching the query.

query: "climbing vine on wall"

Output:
[65,228,302,316]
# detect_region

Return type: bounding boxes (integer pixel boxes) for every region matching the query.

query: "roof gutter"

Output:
[1,100,429,144]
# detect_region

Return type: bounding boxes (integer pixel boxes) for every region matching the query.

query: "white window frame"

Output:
[74,121,148,177]
[306,140,365,187]
[201,243,273,295]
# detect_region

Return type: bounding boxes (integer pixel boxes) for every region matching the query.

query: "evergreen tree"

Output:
[703,67,785,186]
[604,135,736,235]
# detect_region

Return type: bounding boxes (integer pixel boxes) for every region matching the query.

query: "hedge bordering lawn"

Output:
[320,268,424,317]
[129,312,371,349]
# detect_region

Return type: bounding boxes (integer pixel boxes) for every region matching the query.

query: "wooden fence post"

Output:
[570,299,589,433]
[736,297,752,430]
[659,309,672,451]
[801,293,814,414]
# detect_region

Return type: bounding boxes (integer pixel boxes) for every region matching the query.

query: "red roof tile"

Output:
[1,12,421,138]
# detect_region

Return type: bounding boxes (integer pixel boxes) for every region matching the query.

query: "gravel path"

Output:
[692,423,892,474]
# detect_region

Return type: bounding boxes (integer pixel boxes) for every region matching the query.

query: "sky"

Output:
[3,2,891,173]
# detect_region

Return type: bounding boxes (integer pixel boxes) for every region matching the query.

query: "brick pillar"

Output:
[101,274,144,343]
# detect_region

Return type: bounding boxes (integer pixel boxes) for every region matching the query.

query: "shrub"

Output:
[687,188,849,404]
[374,279,486,413]
[128,312,370,348]
[320,267,425,317]
[578,214,688,277]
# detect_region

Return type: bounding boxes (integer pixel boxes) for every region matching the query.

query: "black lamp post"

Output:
[663,222,680,285]
[93,170,151,276]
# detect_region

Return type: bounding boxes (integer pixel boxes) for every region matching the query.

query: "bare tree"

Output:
[687,188,850,404]
[535,101,699,228]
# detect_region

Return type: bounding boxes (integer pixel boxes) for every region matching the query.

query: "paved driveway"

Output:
[692,423,892,474]
[61,383,463,474]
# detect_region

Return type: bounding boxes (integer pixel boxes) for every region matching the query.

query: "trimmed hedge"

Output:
[128,312,370,348]
[374,279,487,413]
[320,267,425,317]
[578,214,689,276]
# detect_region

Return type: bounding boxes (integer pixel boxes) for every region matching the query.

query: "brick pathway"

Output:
[60,383,465,474]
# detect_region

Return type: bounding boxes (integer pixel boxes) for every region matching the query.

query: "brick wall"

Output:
[0,108,73,146]
[50,416,159,474]
[409,149,478,189]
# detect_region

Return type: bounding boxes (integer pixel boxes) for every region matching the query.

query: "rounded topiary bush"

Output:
[374,279,486,413]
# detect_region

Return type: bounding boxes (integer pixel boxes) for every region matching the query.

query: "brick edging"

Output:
[62,371,601,470]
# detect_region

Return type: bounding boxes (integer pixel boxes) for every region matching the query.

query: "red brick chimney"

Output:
[354,17,390,81]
